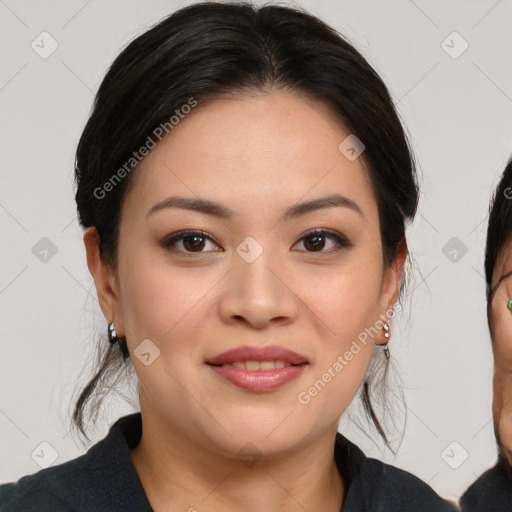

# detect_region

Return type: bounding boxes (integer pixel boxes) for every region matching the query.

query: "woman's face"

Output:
[490,241,512,464]
[87,89,404,456]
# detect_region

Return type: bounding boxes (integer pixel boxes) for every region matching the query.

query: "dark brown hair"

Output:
[71,1,418,447]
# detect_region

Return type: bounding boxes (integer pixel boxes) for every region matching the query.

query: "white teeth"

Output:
[220,360,293,370]
[246,360,260,371]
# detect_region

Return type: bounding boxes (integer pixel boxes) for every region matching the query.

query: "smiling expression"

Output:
[95,88,403,454]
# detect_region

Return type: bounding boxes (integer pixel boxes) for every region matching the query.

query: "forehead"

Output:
[122,89,378,223]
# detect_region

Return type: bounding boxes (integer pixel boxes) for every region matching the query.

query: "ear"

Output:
[83,227,125,336]
[375,238,407,346]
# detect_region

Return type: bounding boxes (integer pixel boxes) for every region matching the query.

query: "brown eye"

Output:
[161,230,220,254]
[160,228,352,256]
[294,229,352,254]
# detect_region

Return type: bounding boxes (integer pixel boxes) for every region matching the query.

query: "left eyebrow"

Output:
[282,194,365,221]
[146,193,365,221]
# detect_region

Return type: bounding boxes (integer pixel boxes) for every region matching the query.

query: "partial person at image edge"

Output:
[459,156,512,511]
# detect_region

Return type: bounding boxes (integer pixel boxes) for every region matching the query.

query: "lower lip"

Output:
[207,364,308,392]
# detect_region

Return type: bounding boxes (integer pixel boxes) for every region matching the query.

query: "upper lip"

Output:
[205,345,309,365]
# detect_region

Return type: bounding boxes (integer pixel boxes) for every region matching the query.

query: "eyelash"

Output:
[160,228,353,256]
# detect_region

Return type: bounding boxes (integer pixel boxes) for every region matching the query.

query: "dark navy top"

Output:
[460,456,512,511]
[0,412,456,511]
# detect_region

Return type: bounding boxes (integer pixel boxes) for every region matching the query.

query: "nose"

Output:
[218,249,299,329]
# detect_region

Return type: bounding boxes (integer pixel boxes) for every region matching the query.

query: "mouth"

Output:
[205,345,309,392]
[206,362,308,392]
[206,360,307,370]
[205,345,309,366]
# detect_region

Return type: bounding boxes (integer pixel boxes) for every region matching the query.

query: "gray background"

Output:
[1,0,511,502]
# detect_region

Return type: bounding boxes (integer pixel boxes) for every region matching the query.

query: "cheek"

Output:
[121,237,382,360]
[494,373,512,456]
[309,253,383,341]
[492,293,512,455]
[491,284,512,458]
[491,305,512,371]
[120,248,214,340]
[298,257,382,401]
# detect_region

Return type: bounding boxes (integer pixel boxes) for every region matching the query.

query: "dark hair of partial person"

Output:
[484,155,512,327]
[71,0,419,448]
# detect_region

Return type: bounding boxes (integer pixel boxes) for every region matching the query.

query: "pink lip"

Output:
[208,364,308,392]
[205,345,309,392]
[205,345,309,365]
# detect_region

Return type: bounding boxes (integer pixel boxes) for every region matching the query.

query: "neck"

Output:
[129,407,344,512]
